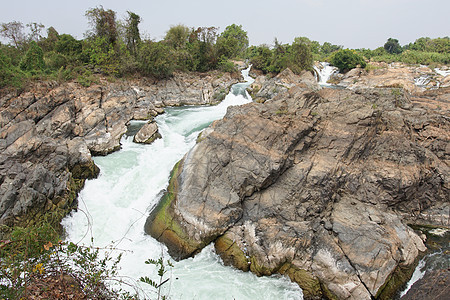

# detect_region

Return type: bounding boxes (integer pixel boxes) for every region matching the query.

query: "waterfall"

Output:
[314,62,338,86]
[62,67,303,299]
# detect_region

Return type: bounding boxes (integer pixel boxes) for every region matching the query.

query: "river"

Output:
[62,67,303,300]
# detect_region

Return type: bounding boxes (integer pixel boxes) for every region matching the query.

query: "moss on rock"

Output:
[144,159,207,259]
[214,234,250,271]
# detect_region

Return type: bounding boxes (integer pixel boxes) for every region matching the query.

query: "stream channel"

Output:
[62,67,303,300]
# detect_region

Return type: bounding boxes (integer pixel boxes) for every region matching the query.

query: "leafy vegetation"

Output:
[0,7,249,89]
[0,214,127,299]
[1,5,447,90]
[330,49,366,72]
[0,211,174,299]
[246,37,314,74]
[355,37,450,66]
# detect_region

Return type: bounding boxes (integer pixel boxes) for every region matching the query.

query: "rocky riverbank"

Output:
[146,70,449,299]
[330,62,450,93]
[0,71,238,233]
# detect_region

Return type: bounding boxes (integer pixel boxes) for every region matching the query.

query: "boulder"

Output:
[248,68,320,102]
[0,71,238,232]
[133,121,161,144]
[146,86,449,299]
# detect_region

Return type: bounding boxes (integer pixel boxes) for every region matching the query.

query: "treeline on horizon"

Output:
[1,6,449,90]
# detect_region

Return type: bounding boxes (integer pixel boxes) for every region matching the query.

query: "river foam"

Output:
[62,67,303,299]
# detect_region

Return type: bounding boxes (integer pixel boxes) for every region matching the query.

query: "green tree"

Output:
[55,34,82,56]
[0,48,25,88]
[19,40,45,73]
[124,11,141,56]
[384,38,403,54]
[331,49,366,72]
[165,24,190,49]
[216,24,248,59]
[138,41,176,79]
[85,6,118,46]
[39,26,59,52]
[289,37,313,73]
[321,42,342,55]
[247,45,272,73]
[188,27,218,72]
[268,38,289,73]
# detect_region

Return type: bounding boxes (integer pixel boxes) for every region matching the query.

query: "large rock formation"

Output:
[334,63,449,93]
[0,71,238,232]
[146,79,449,299]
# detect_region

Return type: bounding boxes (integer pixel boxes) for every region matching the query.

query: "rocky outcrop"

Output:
[0,71,238,232]
[133,121,161,144]
[248,68,320,102]
[402,269,449,300]
[334,63,449,93]
[146,84,449,299]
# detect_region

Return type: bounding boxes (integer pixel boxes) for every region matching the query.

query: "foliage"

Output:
[19,40,45,73]
[406,36,450,53]
[0,48,26,88]
[138,41,176,79]
[247,37,313,74]
[216,24,249,59]
[247,45,272,73]
[0,214,127,299]
[55,34,82,56]
[27,22,45,42]
[164,24,190,50]
[140,257,173,300]
[83,36,119,75]
[189,26,219,72]
[218,56,237,73]
[331,49,366,72]
[290,37,313,73]
[85,6,118,45]
[384,38,403,54]
[124,11,141,56]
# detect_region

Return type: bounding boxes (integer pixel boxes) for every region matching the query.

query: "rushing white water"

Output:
[62,67,303,300]
[414,75,431,87]
[399,257,426,298]
[314,62,338,86]
[434,67,450,77]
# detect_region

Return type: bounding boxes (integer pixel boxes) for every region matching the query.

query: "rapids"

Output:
[62,67,303,299]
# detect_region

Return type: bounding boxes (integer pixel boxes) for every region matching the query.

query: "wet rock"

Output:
[401,269,450,300]
[133,121,161,144]
[146,85,448,299]
[0,71,238,232]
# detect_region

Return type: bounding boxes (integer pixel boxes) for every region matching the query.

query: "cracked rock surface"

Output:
[0,72,237,231]
[145,84,449,299]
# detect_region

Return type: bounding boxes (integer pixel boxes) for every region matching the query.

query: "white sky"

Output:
[1,0,449,49]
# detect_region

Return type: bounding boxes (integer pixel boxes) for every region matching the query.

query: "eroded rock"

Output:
[146,85,449,299]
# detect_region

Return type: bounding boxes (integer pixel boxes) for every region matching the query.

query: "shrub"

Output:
[0,214,128,299]
[331,49,366,72]
[217,56,237,73]
[55,34,82,56]
[19,41,45,74]
[0,49,26,88]
[138,41,176,79]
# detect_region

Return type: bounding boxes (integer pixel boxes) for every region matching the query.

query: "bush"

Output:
[331,49,366,72]
[0,214,127,299]
[138,41,176,79]
[217,56,237,73]
[0,49,26,88]
[19,41,45,74]
[55,34,82,56]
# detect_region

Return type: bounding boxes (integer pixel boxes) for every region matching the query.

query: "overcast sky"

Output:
[1,0,449,49]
